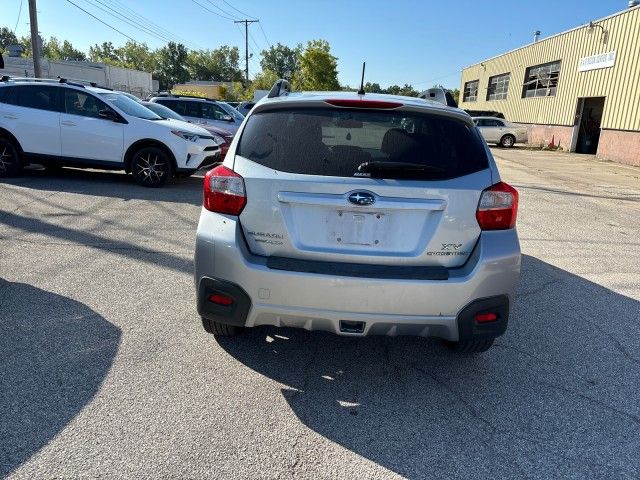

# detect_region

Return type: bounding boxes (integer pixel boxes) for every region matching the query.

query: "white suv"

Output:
[0,78,221,187]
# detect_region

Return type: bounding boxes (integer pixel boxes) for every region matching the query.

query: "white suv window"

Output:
[8,85,60,112]
[64,90,106,118]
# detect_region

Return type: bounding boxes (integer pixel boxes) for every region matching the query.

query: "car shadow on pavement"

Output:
[216,254,640,478]
[0,280,121,478]
[2,166,203,205]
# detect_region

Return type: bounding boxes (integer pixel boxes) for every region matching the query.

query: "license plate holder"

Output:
[330,211,388,246]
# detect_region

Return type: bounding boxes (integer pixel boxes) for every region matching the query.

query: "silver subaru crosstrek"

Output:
[194,82,521,353]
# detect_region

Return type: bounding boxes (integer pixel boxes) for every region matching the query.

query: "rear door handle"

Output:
[61,120,76,126]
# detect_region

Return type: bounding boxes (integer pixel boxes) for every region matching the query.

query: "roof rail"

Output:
[268,79,291,98]
[57,76,113,90]
[0,76,90,88]
[155,92,216,101]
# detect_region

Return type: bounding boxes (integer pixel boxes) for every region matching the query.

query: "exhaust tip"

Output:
[339,320,366,334]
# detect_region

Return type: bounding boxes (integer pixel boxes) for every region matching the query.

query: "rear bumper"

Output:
[194,212,521,341]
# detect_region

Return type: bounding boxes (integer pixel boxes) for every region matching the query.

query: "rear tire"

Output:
[444,338,494,353]
[0,137,23,177]
[131,146,172,187]
[201,317,243,337]
[500,134,516,148]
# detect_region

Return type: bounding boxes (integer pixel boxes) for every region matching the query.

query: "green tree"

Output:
[0,27,18,52]
[43,37,85,60]
[115,41,155,71]
[364,82,382,93]
[153,42,189,89]
[293,39,339,91]
[88,41,119,64]
[245,69,278,100]
[186,46,242,82]
[260,43,301,79]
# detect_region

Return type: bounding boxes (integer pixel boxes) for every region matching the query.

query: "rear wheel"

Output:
[201,317,243,337]
[444,338,494,353]
[500,134,515,148]
[131,146,172,187]
[0,137,23,177]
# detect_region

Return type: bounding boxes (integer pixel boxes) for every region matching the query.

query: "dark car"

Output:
[141,101,233,160]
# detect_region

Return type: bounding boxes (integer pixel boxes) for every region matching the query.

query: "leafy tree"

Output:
[260,43,301,79]
[43,37,85,61]
[0,27,18,52]
[293,39,339,91]
[153,42,189,89]
[186,46,242,82]
[88,41,119,64]
[364,82,382,93]
[115,41,155,71]
[245,69,278,100]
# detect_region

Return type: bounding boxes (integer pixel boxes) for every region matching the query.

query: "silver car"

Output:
[148,94,243,133]
[473,117,528,148]
[194,86,521,353]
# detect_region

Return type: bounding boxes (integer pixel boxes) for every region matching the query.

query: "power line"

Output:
[81,0,175,45]
[63,0,137,42]
[258,22,272,49]
[203,0,241,20]
[14,0,24,34]
[221,0,254,20]
[248,30,262,53]
[191,0,237,21]
[108,0,201,48]
[234,19,258,84]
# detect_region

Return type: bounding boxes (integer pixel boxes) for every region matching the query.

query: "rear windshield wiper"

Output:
[357,161,444,178]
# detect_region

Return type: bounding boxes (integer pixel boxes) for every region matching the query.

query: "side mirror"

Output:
[99,109,118,122]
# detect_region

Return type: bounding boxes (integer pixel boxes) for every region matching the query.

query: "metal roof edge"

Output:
[462,5,640,70]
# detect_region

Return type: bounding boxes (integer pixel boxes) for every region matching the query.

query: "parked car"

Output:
[142,101,232,160]
[464,109,505,119]
[148,94,243,133]
[473,117,527,148]
[194,82,521,353]
[0,78,220,186]
[217,101,245,123]
[225,101,240,108]
[236,101,256,116]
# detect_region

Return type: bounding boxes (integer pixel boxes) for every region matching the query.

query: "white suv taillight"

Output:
[203,165,246,215]
[476,182,519,230]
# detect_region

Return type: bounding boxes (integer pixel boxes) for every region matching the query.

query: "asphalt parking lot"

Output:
[1,148,639,479]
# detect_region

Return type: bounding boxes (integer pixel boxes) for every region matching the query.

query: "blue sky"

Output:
[4,0,626,89]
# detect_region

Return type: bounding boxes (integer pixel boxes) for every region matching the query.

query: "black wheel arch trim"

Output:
[124,139,177,173]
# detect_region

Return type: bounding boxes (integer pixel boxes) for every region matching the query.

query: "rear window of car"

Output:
[237,107,488,180]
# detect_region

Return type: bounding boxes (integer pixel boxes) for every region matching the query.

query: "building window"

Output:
[522,61,561,98]
[463,80,479,102]
[486,73,510,101]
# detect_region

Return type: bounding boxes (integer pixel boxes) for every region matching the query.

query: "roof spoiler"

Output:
[268,79,291,98]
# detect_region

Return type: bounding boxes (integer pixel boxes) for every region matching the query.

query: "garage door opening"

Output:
[572,97,605,154]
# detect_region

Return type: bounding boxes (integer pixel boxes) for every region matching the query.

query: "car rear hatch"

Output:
[231,99,493,269]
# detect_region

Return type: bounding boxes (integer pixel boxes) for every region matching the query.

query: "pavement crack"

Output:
[518,279,561,297]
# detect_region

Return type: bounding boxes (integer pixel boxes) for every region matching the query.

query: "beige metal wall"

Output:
[459,6,640,131]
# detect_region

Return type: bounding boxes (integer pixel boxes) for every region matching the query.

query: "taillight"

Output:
[476,182,519,230]
[203,165,246,215]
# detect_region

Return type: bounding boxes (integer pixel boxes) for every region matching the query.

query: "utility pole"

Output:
[28,0,42,78]
[234,19,258,86]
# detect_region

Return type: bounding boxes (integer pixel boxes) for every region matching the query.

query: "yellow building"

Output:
[172,82,227,99]
[459,4,640,166]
